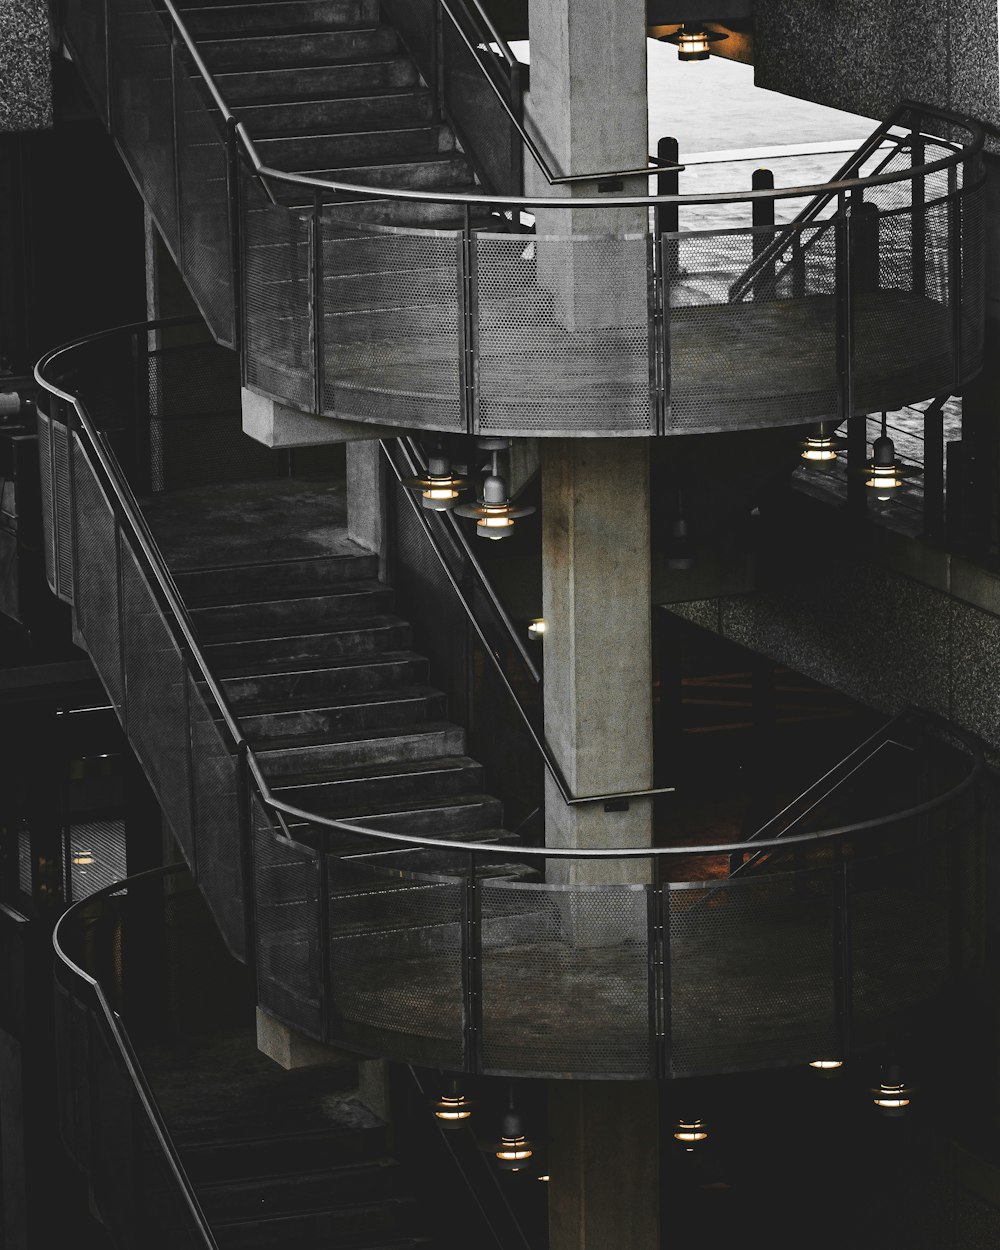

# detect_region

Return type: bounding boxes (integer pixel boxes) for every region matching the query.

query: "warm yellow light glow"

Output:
[537,1174,551,1183]
[874,1085,911,1109]
[496,1137,533,1161]
[527,618,546,641]
[677,28,711,56]
[801,440,839,462]
[73,853,95,867]
[673,1118,708,1145]
[433,1095,472,1122]
[423,487,460,501]
[809,1059,844,1070]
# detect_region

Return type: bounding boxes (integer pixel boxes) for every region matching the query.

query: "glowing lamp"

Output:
[494,1111,534,1171]
[673,1117,709,1151]
[430,1078,473,1129]
[527,618,546,641]
[872,1064,911,1117]
[864,415,920,501]
[660,24,728,61]
[401,450,469,512]
[454,449,535,540]
[800,422,847,466]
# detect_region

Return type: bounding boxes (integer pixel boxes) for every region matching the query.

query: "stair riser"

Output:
[213,1200,414,1249]
[180,0,380,38]
[223,657,429,705]
[257,725,466,776]
[243,91,433,137]
[178,554,379,604]
[348,797,505,834]
[198,27,399,71]
[181,1124,388,1185]
[256,125,454,170]
[217,58,419,103]
[276,763,485,810]
[192,586,394,635]
[209,622,412,668]
[243,692,445,740]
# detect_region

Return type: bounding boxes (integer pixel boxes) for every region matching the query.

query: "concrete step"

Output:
[216,57,419,104]
[279,153,475,194]
[254,722,466,777]
[278,793,507,846]
[255,124,455,171]
[175,552,379,606]
[178,0,381,38]
[197,26,398,71]
[238,88,434,139]
[240,685,447,741]
[273,754,485,812]
[211,1194,421,1249]
[220,652,431,705]
[190,582,394,637]
[196,1158,406,1224]
[206,615,413,670]
[182,1122,388,1186]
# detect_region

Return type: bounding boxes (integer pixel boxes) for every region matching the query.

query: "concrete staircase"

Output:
[173,0,487,223]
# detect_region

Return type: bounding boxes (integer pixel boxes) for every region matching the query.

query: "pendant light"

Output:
[799,421,847,467]
[659,24,728,61]
[493,1087,534,1171]
[872,1062,912,1117]
[865,414,920,501]
[455,445,535,540]
[673,1117,709,1151]
[401,441,469,511]
[430,1076,474,1129]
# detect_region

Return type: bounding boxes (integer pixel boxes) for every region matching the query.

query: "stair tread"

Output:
[236,683,443,717]
[211,1191,417,1229]
[283,791,502,825]
[274,753,481,789]
[252,720,462,753]
[220,649,428,681]
[206,612,409,646]
[189,578,386,611]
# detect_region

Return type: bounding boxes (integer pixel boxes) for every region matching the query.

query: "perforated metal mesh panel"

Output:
[187,674,245,961]
[480,881,651,1077]
[62,0,108,125]
[476,232,653,434]
[53,977,94,1165]
[961,180,986,373]
[53,420,74,598]
[121,548,193,854]
[322,226,464,429]
[327,856,466,1069]
[36,413,56,595]
[667,871,838,1076]
[66,820,127,902]
[71,444,124,715]
[173,49,235,347]
[254,800,322,1037]
[109,2,179,254]
[243,173,314,409]
[670,224,838,434]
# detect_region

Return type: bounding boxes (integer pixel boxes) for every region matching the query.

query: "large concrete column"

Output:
[525,0,649,328]
[542,438,654,882]
[541,438,659,1250]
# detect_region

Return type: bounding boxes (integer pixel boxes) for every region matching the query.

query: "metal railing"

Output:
[59,0,986,439]
[53,866,219,1249]
[36,321,988,1080]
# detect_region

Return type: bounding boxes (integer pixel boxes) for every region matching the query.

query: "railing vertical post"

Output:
[318,825,333,1044]
[911,135,926,298]
[103,0,113,135]
[225,119,244,359]
[648,857,667,1079]
[837,198,865,518]
[833,853,852,1059]
[948,162,964,390]
[433,0,445,119]
[236,743,256,974]
[169,26,183,265]
[463,850,482,1072]
[458,205,477,434]
[656,139,678,436]
[311,190,325,416]
[923,397,946,545]
[509,60,525,199]
[751,168,775,301]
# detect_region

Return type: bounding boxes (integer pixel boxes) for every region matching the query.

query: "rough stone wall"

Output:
[755,0,1000,139]
[0,0,53,132]
[669,550,1000,757]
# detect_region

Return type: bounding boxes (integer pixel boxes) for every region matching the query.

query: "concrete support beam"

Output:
[0,0,52,132]
[256,1007,357,1071]
[541,438,654,884]
[346,438,386,563]
[548,1081,660,1250]
[241,387,402,449]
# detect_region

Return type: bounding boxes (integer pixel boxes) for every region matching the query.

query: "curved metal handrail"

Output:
[35,322,985,864]
[52,865,220,1249]
[149,0,983,212]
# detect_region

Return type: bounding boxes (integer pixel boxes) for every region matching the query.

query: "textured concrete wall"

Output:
[755,0,1000,138]
[669,549,1000,757]
[0,1,52,132]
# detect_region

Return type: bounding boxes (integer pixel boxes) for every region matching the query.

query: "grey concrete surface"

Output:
[0,0,51,132]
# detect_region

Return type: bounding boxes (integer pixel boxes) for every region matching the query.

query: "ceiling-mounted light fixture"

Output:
[455,442,535,540]
[673,1117,709,1151]
[401,443,469,511]
[494,1109,534,1171]
[872,1063,912,1117]
[659,24,728,61]
[799,421,847,467]
[527,618,546,641]
[430,1077,473,1129]
[865,414,920,501]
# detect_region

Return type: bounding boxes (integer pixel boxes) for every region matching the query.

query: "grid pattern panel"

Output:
[243,174,313,409]
[36,413,55,595]
[66,820,128,902]
[961,180,986,373]
[253,799,322,1037]
[71,446,123,714]
[668,871,838,1076]
[327,857,466,1069]
[53,421,74,598]
[322,226,464,429]
[187,675,245,961]
[480,882,651,1077]
[671,224,838,433]
[173,50,235,347]
[476,232,653,434]
[108,1,179,253]
[121,549,193,855]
